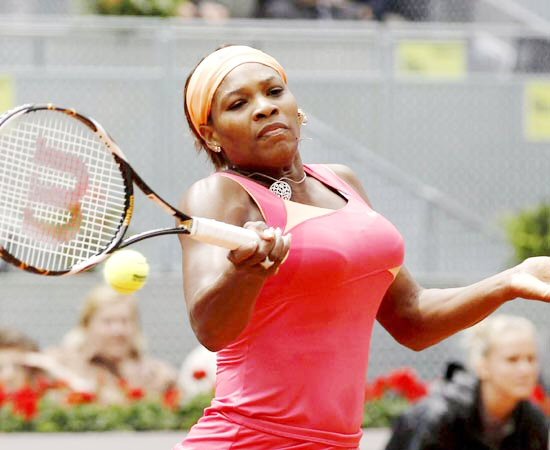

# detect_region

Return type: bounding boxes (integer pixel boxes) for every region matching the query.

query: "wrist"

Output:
[500,264,523,302]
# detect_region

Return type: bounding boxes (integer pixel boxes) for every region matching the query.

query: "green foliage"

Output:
[176,391,214,430]
[363,395,410,428]
[1,379,417,432]
[0,390,413,431]
[505,203,550,264]
[0,394,213,432]
[0,404,34,431]
[91,0,186,17]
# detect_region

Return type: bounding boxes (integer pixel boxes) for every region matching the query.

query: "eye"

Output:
[268,86,284,96]
[228,99,245,111]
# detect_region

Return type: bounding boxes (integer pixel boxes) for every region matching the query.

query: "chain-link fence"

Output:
[1,17,549,380]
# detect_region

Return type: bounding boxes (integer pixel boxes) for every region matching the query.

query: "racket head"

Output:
[0,104,133,275]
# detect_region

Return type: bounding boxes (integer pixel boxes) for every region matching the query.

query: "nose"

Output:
[253,96,278,121]
[517,358,538,376]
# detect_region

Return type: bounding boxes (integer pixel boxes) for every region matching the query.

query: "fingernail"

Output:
[263,228,275,238]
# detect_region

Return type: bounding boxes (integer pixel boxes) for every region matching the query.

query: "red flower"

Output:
[193,369,207,380]
[0,385,8,406]
[163,388,181,409]
[365,376,388,401]
[11,386,39,420]
[531,384,546,404]
[126,387,145,401]
[365,368,428,404]
[35,376,54,395]
[67,391,97,405]
[387,368,428,402]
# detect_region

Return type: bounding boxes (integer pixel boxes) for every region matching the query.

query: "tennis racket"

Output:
[0,104,264,276]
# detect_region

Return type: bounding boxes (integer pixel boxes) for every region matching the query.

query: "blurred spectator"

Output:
[47,284,178,405]
[0,326,89,392]
[385,315,548,450]
[256,0,429,21]
[0,327,42,391]
[178,345,216,404]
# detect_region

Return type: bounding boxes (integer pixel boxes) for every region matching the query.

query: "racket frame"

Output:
[0,104,265,276]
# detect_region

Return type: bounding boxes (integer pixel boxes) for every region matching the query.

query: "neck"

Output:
[229,164,307,201]
[480,382,519,422]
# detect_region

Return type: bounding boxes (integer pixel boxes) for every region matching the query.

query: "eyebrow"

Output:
[222,75,279,99]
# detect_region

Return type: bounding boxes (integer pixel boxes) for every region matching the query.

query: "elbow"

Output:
[195,333,228,352]
[191,314,244,353]
[392,333,430,352]
[386,321,438,352]
[192,325,230,353]
[402,339,433,352]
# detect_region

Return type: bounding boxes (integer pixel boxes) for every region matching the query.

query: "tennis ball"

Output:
[103,249,149,294]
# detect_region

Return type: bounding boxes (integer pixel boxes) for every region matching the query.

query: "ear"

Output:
[198,124,221,152]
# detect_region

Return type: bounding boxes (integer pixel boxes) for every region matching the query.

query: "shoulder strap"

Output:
[216,172,287,229]
[304,163,364,202]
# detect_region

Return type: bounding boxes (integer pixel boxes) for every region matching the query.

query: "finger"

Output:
[268,228,285,261]
[227,241,259,265]
[280,234,292,264]
[229,227,277,267]
[243,221,270,236]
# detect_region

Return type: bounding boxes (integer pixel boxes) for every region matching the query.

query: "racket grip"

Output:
[190,217,261,250]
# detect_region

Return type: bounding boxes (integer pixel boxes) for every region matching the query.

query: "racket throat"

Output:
[117,222,193,249]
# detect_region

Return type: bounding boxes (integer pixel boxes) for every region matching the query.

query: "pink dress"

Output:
[174,164,405,449]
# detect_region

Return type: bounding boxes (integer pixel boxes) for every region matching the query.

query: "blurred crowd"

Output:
[92,0,430,22]
[0,283,216,410]
[2,282,549,431]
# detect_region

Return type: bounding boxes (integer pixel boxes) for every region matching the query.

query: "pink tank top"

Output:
[207,164,405,447]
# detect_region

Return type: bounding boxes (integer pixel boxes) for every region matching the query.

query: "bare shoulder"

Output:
[324,163,372,206]
[178,173,260,226]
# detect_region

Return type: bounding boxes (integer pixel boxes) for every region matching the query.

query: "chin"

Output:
[509,386,536,400]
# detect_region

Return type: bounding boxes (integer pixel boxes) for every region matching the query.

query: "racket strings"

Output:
[0,110,127,272]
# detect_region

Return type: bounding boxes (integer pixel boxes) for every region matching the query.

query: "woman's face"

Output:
[86,301,138,361]
[207,63,301,171]
[479,329,539,402]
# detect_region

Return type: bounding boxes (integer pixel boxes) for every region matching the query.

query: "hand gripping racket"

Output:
[0,104,264,275]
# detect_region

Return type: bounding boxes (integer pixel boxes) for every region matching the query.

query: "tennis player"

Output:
[174,45,550,450]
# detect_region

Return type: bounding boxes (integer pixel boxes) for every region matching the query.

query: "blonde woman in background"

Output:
[385,314,548,450]
[48,284,178,405]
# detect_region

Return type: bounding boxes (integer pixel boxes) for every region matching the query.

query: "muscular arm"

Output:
[178,175,289,351]
[329,164,520,351]
[377,267,513,350]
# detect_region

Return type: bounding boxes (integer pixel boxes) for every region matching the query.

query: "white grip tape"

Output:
[190,217,277,269]
[190,217,260,249]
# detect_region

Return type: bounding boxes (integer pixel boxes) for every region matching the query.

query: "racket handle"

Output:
[190,217,261,250]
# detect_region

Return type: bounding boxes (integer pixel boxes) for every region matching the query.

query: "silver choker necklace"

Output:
[234,170,307,200]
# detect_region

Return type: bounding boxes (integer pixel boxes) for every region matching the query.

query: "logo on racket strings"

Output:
[22,137,89,244]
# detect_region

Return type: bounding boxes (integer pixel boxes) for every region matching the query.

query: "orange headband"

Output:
[185,45,288,134]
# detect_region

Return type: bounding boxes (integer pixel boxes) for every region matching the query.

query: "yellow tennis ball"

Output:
[103,249,149,294]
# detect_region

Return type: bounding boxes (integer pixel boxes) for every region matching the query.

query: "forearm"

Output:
[412,268,515,348]
[189,267,268,351]
[380,266,518,350]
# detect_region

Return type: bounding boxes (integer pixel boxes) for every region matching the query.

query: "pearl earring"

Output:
[297,109,308,126]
